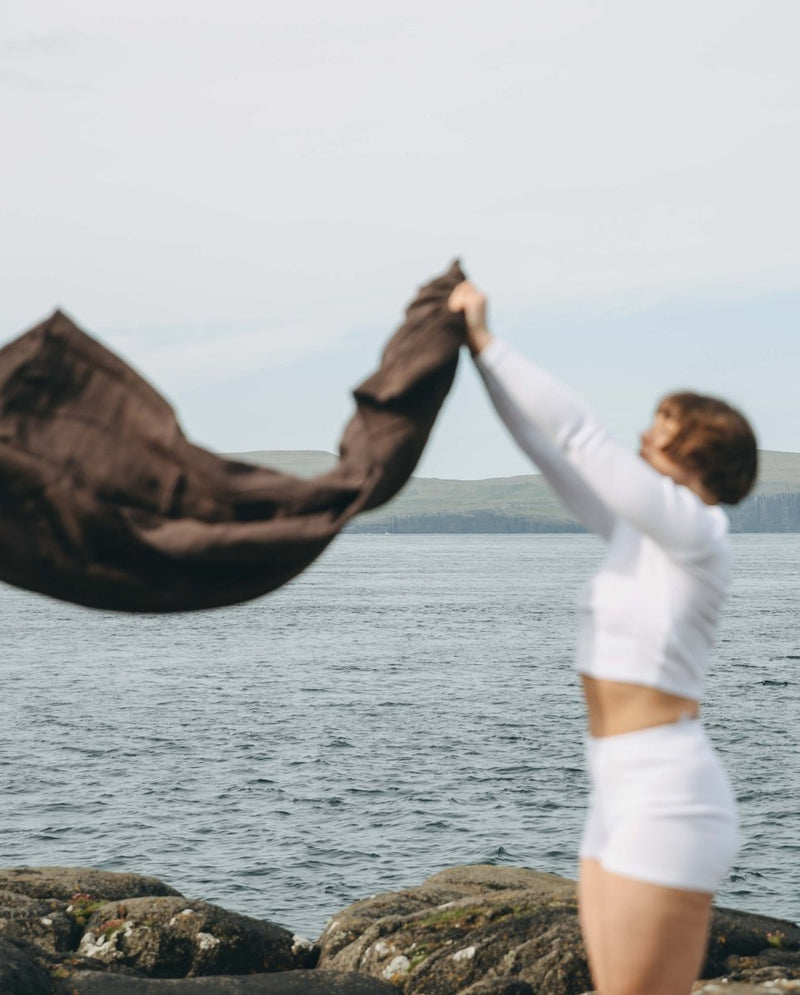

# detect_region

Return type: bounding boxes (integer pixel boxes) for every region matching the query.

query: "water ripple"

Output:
[0,533,798,937]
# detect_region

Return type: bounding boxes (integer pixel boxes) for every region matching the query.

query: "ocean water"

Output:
[0,534,798,939]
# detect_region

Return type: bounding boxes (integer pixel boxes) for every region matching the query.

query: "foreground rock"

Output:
[0,867,337,993]
[73,896,310,977]
[693,984,800,993]
[0,868,182,903]
[1,864,798,994]
[319,866,590,994]
[0,938,52,995]
[55,970,399,993]
[318,864,800,995]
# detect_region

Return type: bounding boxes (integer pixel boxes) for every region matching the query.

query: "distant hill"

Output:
[226,449,800,533]
[232,450,338,478]
[752,450,800,494]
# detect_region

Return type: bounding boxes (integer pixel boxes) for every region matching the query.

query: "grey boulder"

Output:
[0,867,315,987]
[319,864,800,995]
[75,895,315,977]
[318,864,590,995]
[55,969,399,993]
[0,867,182,902]
[0,937,51,995]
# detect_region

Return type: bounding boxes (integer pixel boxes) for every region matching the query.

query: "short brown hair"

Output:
[659,392,758,505]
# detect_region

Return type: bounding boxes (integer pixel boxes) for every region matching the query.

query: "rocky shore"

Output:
[0,865,798,994]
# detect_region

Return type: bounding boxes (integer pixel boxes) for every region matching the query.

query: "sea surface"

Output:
[0,534,798,938]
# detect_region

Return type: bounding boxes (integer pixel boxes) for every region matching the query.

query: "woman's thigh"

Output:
[590,866,712,995]
[578,857,606,989]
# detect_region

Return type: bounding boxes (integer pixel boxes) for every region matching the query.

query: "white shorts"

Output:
[579,718,738,893]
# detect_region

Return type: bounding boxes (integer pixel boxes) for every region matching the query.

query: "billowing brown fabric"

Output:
[0,262,466,612]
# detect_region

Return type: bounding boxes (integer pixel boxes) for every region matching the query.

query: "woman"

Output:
[448,281,757,995]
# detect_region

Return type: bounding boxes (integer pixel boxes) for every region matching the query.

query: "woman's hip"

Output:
[581,718,738,892]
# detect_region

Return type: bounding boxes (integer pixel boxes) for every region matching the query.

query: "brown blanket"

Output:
[0,262,466,612]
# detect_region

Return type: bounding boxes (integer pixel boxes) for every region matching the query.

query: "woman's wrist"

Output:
[468,327,493,357]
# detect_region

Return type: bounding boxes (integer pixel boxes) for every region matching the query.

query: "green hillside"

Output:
[750,450,800,494]
[226,449,800,533]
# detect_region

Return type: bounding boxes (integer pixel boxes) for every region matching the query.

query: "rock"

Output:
[1,863,798,994]
[0,867,182,902]
[0,867,315,986]
[317,865,590,995]
[460,978,536,994]
[74,896,316,977]
[55,969,400,993]
[0,866,186,969]
[0,889,76,955]
[693,982,800,993]
[319,864,800,995]
[704,905,800,984]
[0,937,51,995]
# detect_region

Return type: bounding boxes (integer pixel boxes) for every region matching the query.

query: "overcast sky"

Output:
[2,0,798,478]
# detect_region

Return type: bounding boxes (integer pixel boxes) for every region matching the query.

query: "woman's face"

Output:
[639,408,689,484]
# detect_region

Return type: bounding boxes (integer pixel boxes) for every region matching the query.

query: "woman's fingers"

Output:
[448,282,488,326]
[448,281,484,313]
[448,281,491,354]
[447,282,467,312]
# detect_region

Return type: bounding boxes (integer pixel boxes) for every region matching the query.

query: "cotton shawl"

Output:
[0,261,466,612]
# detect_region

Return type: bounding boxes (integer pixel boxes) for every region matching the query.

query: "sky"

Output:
[2,0,798,478]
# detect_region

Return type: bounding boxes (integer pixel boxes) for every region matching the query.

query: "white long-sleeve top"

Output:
[475,339,731,701]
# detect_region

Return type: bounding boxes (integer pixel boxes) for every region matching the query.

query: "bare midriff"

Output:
[581,675,700,738]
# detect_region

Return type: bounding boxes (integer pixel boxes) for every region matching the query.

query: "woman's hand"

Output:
[448,281,493,356]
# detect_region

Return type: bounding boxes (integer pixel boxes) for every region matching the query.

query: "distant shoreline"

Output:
[228,449,800,534]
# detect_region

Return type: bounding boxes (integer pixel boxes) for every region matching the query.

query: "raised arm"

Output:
[446,281,614,537]
[475,353,617,539]
[449,282,726,559]
[475,339,726,557]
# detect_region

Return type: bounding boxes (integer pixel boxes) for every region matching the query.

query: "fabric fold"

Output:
[0,261,466,612]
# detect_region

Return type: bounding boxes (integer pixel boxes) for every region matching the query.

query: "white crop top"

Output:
[475,339,731,701]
